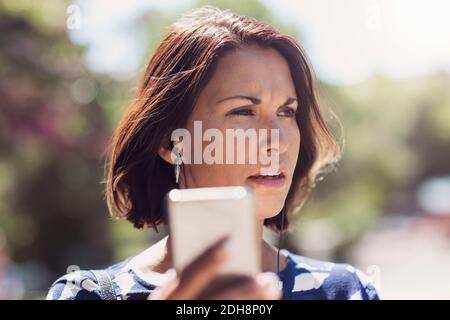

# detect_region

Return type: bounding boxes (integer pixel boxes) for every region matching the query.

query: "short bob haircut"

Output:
[105,6,341,232]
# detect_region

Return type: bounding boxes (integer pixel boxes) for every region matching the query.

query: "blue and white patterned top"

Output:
[46,250,380,300]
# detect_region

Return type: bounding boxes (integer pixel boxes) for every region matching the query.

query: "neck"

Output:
[131,221,287,275]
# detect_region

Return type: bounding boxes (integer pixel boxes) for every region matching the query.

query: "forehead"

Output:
[199,43,296,101]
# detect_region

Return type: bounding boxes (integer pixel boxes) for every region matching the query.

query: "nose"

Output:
[258,117,288,158]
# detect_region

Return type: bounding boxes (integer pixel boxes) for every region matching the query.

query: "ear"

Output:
[158,146,174,165]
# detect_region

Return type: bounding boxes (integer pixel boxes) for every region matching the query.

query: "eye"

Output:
[227,108,255,116]
[278,107,297,118]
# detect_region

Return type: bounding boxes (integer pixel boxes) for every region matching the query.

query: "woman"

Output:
[47,6,379,300]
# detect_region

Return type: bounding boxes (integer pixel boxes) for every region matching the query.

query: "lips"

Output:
[249,172,285,179]
[247,169,286,188]
[248,166,286,178]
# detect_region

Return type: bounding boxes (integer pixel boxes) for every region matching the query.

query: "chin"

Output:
[255,201,284,220]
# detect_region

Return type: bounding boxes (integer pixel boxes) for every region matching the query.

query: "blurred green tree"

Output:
[0,0,449,298]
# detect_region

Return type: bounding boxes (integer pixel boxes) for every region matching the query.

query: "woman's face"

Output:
[179,43,300,220]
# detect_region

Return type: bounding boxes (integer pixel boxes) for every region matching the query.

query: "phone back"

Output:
[167,186,260,276]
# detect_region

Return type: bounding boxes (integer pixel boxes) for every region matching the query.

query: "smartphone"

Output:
[166,186,261,276]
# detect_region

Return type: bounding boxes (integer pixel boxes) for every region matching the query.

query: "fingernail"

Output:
[212,238,230,260]
[270,287,282,299]
[258,272,280,287]
[222,238,235,254]
[165,268,177,280]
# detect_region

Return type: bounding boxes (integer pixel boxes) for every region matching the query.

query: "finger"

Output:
[208,281,280,300]
[208,273,282,300]
[147,269,179,300]
[170,236,230,299]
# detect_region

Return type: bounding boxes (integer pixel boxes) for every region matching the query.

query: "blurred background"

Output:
[0,0,449,299]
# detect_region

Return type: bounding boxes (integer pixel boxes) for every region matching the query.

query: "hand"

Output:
[148,237,281,300]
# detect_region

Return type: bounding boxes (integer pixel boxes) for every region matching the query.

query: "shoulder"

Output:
[46,269,100,300]
[281,251,380,300]
[46,258,155,300]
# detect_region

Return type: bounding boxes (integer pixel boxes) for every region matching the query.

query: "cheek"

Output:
[286,123,301,161]
[293,127,301,157]
[187,163,248,188]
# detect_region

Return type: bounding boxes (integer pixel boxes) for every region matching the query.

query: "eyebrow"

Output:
[216,95,297,107]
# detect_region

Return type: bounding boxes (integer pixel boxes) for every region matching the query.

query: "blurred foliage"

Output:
[291,73,450,260]
[0,0,115,297]
[0,0,449,298]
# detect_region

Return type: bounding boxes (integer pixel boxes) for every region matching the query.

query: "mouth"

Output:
[247,170,286,188]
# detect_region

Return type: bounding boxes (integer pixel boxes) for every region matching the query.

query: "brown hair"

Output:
[105,6,341,232]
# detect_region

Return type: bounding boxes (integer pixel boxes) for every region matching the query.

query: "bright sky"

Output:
[264,0,450,83]
[69,0,450,84]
